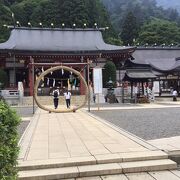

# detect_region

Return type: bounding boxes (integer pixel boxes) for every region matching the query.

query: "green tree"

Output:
[10,0,113,28]
[120,12,139,46]
[106,37,123,46]
[103,61,116,88]
[60,0,88,27]
[0,0,117,43]
[137,18,180,45]
[0,1,12,42]
[11,0,45,26]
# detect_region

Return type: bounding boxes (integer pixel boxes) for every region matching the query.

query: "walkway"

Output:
[18,106,178,179]
[19,108,157,161]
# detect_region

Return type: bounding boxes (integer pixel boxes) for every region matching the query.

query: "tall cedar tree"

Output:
[120,12,139,46]
[137,18,180,45]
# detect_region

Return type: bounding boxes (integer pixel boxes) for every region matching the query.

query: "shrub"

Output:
[0,100,21,179]
[103,60,116,88]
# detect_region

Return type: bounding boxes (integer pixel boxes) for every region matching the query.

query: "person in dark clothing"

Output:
[53,89,59,109]
[93,93,96,103]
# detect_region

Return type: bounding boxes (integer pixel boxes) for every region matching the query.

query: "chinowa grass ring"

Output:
[34,66,89,113]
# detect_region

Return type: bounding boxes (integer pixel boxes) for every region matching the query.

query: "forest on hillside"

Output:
[102,0,180,31]
[0,0,180,46]
[101,0,180,45]
[0,0,116,43]
[156,0,180,13]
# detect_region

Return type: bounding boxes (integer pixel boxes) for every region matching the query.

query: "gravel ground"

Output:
[12,106,36,117]
[12,107,36,138]
[91,107,180,140]
[18,121,30,138]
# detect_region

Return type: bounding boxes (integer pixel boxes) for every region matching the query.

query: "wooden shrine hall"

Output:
[0,27,135,96]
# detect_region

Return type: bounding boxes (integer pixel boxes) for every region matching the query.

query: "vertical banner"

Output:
[153,81,160,96]
[93,68,103,94]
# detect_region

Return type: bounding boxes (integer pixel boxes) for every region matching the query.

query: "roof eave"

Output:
[0,47,135,56]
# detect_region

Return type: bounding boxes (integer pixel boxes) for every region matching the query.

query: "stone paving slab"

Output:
[149,171,180,180]
[119,151,168,162]
[172,170,180,178]
[35,170,180,180]
[125,172,155,180]
[18,150,169,172]
[19,108,157,162]
[19,159,177,179]
[18,156,96,171]
[78,163,122,177]
[120,159,176,173]
[101,174,128,180]
[19,166,79,180]
[148,136,180,155]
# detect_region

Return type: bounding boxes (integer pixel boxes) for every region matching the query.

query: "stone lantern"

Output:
[106,77,117,103]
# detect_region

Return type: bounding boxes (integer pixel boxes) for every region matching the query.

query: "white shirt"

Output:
[173,90,177,96]
[64,92,71,99]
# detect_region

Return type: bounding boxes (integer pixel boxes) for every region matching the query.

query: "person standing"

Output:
[134,84,138,103]
[53,88,59,109]
[173,89,177,101]
[93,93,96,103]
[64,89,71,108]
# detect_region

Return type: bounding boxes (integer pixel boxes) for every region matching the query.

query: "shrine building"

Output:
[0,27,135,96]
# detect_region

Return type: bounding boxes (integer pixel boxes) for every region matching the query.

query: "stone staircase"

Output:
[21,95,86,106]
[18,150,177,179]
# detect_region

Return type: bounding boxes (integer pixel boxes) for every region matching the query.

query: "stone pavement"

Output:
[18,105,179,179]
[19,108,157,161]
[148,136,180,156]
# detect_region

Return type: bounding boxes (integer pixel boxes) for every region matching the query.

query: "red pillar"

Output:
[28,66,33,96]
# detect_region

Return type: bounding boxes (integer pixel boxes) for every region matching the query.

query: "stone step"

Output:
[18,150,168,171]
[21,96,85,106]
[18,159,177,180]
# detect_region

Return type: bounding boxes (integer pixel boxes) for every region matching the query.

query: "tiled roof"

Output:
[0,27,134,54]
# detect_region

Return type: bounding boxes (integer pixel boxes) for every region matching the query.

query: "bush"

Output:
[103,61,116,88]
[0,100,21,179]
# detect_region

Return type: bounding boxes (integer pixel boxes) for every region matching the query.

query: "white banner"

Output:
[153,81,160,93]
[93,68,103,94]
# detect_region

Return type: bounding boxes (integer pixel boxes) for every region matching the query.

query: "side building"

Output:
[127,47,180,96]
